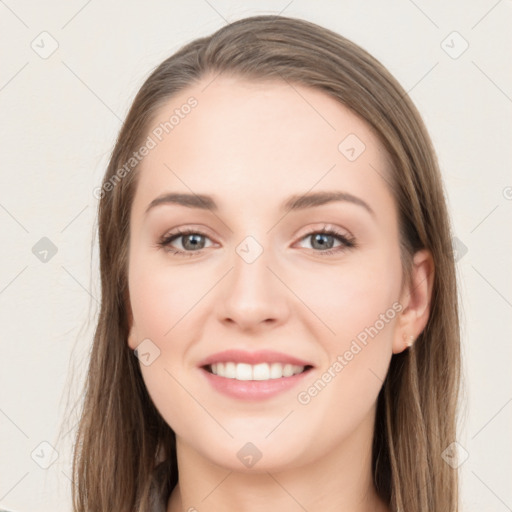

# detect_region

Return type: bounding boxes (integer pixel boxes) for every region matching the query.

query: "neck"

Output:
[166,406,390,512]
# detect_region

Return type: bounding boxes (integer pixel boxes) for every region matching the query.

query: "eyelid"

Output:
[158,224,216,243]
[294,223,354,242]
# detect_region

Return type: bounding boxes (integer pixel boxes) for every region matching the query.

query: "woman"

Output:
[72,15,461,512]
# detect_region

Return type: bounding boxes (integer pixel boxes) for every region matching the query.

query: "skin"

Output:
[126,74,434,512]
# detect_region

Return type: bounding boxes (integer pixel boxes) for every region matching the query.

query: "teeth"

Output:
[236,363,252,381]
[224,362,236,378]
[209,362,305,380]
[253,363,269,380]
[270,362,283,379]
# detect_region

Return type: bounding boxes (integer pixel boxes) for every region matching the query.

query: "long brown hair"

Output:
[69,15,461,512]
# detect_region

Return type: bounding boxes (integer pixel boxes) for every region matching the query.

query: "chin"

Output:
[182,432,316,474]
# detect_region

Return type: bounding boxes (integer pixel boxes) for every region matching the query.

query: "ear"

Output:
[127,320,138,351]
[125,289,138,351]
[393,249,434,354]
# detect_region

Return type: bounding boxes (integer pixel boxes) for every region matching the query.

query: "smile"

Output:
[206,362,310,380]
[198,349,315,400]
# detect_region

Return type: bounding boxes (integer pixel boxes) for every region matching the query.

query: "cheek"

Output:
[292,252,401,404]
[293,251,402,346]
[128,254,208,343]
[128,257,207,431]
[128,255,216,416]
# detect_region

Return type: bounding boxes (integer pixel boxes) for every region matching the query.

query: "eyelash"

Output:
[157,225,357,258]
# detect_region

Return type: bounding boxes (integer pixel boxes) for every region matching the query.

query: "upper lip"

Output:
[198,349,314,368]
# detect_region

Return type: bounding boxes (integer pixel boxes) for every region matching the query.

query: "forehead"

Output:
[131,74,394,219]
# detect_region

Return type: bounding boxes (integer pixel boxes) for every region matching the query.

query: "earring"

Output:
[407,335,415,348]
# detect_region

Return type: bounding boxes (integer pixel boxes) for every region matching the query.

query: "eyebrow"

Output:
[144,191,375,217]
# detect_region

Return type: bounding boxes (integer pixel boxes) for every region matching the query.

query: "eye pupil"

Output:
[183,234,205,250]
[311,233,334,250]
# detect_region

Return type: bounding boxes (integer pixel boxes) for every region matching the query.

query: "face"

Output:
[127,74,409,472]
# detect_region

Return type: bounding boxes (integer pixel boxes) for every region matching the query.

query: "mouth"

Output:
[200,363,314,400]
[197,350,315,400]
[203,362,314,381]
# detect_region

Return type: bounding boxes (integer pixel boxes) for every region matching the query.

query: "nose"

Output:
[217,243,290,332]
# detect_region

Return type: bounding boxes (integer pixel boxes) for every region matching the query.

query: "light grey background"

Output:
[1,1,511,511]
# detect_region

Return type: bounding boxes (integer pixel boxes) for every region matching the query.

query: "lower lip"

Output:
[200,367,313,400]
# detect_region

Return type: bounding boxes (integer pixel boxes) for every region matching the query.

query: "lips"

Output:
[197,349,315,400]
